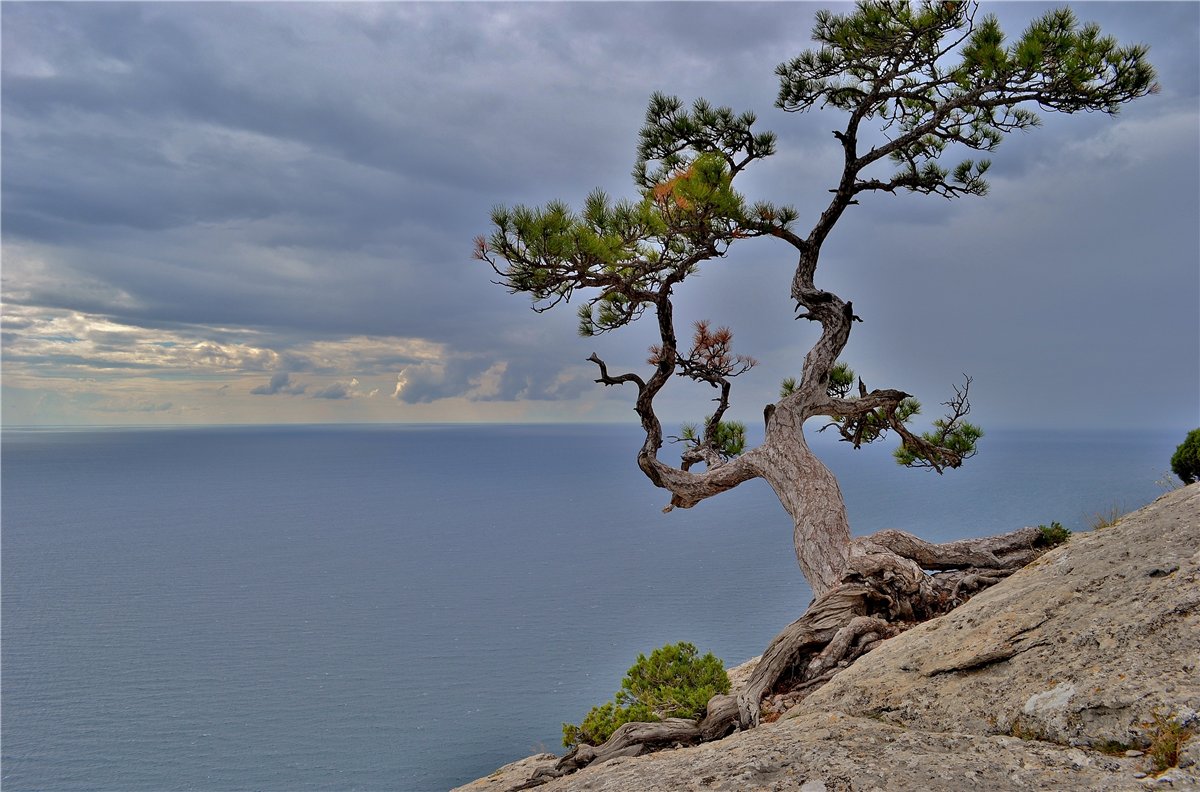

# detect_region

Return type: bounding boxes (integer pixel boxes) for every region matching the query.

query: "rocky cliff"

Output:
[458,485,1199,792]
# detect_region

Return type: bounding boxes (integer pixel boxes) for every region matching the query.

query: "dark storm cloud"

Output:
[2,2,1197,428]
[1,2,811,331]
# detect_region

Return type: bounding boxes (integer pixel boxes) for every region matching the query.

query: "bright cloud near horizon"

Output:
[2,2,1197,430]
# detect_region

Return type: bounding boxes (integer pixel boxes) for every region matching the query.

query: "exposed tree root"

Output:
[512,525,1056,790]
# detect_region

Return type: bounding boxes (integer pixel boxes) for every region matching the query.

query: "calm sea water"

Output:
[1,424,1182,791]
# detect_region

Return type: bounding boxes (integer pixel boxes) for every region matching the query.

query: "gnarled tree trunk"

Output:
[519,523,1056,788]
[754,405,851,598]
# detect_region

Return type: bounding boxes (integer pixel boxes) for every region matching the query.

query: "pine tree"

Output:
[478,2,1157,773]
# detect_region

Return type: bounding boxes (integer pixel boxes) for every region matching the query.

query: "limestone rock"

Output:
[455,485,1200,792]
[454,753,559,792]
[804,485,1200,751]
[516,710,1159,792]
[725,655,761,694]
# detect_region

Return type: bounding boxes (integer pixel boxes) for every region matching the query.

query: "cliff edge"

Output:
[458,485,1199,791]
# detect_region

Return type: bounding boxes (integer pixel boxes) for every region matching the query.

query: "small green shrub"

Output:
[1144,709,1193,773]
[1037,521,1071,546]
[1171,428,1200,485]
[562,642,730,748]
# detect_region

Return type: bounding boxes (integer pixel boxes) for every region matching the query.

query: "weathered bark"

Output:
[754,405,851,598]
[516,718,705,789]
[736,531,1043,715]
[514,524,1056,789]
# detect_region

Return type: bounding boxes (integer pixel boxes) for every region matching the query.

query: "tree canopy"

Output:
[477,0,1157,592]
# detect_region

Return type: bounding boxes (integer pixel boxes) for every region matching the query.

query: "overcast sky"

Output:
[2,2,1197,430]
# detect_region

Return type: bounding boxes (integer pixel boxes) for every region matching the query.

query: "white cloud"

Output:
[297,336,445,374]
[1,304,280,373]
[1,304,447,381]
[466,361,506,400]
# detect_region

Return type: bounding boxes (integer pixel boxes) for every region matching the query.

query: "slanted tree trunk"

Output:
[755,403,851,598]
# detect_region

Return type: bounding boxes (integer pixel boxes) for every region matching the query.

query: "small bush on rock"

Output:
[1036,521,1071,546]
[562,642,730,748]
[1144,709,1194,773]
[1171,429,1200,485]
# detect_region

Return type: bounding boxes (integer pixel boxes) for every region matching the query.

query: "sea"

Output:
[0,423,1184,791]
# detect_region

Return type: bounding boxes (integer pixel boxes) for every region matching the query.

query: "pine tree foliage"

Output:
[561,642,730,749]
[1171,429,1200,485]
[825,362,857,399]
[477,0,1156,553]
[775,2,1158,198]
[677,418,748,462]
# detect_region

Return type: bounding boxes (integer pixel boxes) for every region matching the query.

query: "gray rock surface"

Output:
[804,483,1199,750]
[456,485,1200,792]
